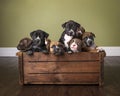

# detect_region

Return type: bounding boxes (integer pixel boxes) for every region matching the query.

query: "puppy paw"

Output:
[96,47,105,52]
[26,51,33,55]
[42,50,49,54]
[67,51,73,54]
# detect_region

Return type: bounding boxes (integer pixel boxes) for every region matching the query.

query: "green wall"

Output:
[0,0,120,47]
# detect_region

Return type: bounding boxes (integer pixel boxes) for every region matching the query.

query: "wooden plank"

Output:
[24,73,99,84]
[23,81,99,85]
[23,52,100,62]
[17,52,24,85]
[24,62,100,73]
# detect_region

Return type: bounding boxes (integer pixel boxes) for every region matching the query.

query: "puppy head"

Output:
[17,37,32,51]
[30,30,49,46]
[62,20,80,36]
[69,38,82,52]
[50,42,65,55]
[76,26,85,39]
[82,32,95,47]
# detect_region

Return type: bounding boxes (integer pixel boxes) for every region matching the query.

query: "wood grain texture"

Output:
[24,73,99,84]
[23,52,100,62]
[24,62,100,73]
[17,52,104,85]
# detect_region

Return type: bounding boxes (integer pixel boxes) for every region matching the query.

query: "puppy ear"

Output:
[91,32,96,38]
[75,22,80,28]
[44,32,49,38]
[67,39,73,46]
[58,42,65,48]
[62,22,67,28]
[51,45,56,48]
[80,26,85,33]
[30,31,35,38]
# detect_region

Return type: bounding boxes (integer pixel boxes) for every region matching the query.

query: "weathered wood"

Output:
[24,73,99,84]
[17,52,105,86]
[17,52,24,85]
[24,62,100,73]
[23,52,100,62]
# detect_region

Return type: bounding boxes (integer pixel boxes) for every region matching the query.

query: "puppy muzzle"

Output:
[67,30,75,36]
[86,39,94,47]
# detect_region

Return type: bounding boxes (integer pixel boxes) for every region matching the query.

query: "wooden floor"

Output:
[0,56,120,96]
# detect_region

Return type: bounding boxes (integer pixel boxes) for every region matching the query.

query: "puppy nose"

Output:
[17,46,20,50]
[70,32,73,36]
[56,48,59,51]
[89,41,93,45]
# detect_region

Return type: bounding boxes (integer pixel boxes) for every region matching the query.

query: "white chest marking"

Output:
[64,34,73,48]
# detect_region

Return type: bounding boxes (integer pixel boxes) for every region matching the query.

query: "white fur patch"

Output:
[78,30,82,34]
[45,40,47,45]
[70,42,79,52]
[69,29,74,33]
[35,36,40,40]
[86,38,92,46]
[64,34,73,48]
[96,47,105,52]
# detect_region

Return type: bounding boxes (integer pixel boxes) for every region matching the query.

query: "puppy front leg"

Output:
[26,50,34,55]
[41,46,49,54]
[67,47,73,54]
[96,47,105,52]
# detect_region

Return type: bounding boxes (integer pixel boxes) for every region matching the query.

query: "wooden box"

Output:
[17,52,105,86]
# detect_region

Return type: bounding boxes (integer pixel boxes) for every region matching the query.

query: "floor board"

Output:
[0,56,120,96]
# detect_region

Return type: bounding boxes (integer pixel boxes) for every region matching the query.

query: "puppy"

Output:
[68,38,82,53]
[17,37,32,53]
[82,32,96,52]
[28,30,49,55]
[45,39,65,56]
[59,20,85,53]
[82,32,105,54]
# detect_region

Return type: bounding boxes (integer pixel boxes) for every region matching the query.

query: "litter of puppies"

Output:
[17,20,106,56]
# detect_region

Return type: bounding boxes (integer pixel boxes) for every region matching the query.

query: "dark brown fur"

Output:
[17,37,32,52]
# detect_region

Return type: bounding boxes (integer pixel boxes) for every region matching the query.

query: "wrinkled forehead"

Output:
[71,39,81,43]
[34,32,46,39]
[35,32,42,37]
[66,22,77,27]
[82,33,93,39]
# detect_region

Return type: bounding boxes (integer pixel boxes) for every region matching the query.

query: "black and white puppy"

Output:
[28,30,49,55]
[59,20,85,53]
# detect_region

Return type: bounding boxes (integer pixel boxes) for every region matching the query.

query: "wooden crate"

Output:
[17,52,105,86]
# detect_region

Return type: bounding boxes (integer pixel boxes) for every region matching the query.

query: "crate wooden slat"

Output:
[24,62,100,73]
[16,52,105,86]
[24,73,99,84]
[23,52,100,61]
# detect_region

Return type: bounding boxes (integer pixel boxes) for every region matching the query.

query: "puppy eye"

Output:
[20,43,23,45]
[58,45,63,48]
[84,37,87,40]
[90,36,94,40]
[51,45,56,48]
